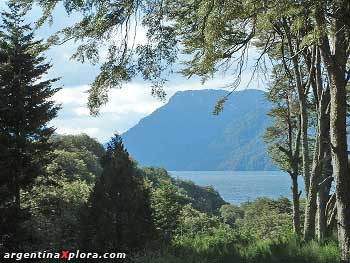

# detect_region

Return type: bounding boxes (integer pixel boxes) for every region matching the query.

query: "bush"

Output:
[132,196,338,263]
[237,197,293,239]
[219,204,244,227]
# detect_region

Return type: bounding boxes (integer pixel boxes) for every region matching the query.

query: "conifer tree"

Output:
[80,135,154,252]
[0,2,60,249]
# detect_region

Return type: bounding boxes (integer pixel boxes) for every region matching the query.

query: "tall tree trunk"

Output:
[287,92,302,237]
[300,101,310,197]
[291,173,301,235]
[304,68,330,240]
[316,3,350,260]
[330,75,350,262]
[316,105,332,242]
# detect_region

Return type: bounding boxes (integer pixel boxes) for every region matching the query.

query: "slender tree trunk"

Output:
[283,23,311,197]
[304,172,318,239]
[316,178,332,242]
[316,193,326,242]
[286,92,302,237]
[291,173,301,235]
[304,116,319,241]
[300,102,310,197]
[316,155,332,242]
[304,83,330,240]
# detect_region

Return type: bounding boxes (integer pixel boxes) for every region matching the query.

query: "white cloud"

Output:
[51,82,165,142]
[73,107,90,116]
[54,83,164,116]
[55,127,100,136]
[99,83,164,115]
[53,85,89,105]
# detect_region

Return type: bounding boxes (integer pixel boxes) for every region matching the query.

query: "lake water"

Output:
[170,171,305,205]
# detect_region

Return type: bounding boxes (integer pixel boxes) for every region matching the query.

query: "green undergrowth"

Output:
[132,234,339,263]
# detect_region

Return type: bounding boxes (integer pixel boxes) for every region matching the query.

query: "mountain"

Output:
[122,89,277,170]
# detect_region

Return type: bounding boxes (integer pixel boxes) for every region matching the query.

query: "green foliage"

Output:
[139,167,230,250]
[238,197,293,240]
[51,133,105,158]
[213,97,228,115]
[0,2,60,250]
[150,183,183,240]
[174,204,221,239]
[264,65,301,175]
[142,167,174,187]
[219,204,244,227]
[143,167,227,215]
[141,167,228,244]
[22,0,320,115]
[21,180,91,250]
[80,135,154,252]
[0,2,60,194]
[175,180,227,215]
[51,134,104,176]
[20,134,103,250]
[46,150,96,184]
[133,232,338,263]
[21,0,178,115]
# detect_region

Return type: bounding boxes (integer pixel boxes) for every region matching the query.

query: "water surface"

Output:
[170,171,304,205]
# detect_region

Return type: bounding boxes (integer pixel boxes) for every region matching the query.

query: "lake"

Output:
[170,171,305,205]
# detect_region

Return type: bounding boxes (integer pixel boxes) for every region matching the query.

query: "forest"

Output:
[0,0,350,262]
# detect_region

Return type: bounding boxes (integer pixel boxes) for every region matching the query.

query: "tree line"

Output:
[18,0,349,260]
[0,0,349,262]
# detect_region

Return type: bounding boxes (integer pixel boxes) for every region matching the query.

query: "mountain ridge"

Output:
[122,89,277,171]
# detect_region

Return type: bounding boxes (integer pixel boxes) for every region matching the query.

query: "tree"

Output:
[46,150,96,184]
[79,135,154,252]
[21,0,350,259]
[51,134,105,177]
[264,65,302,235]
[150,182,183,241]
[22,180,91,250]
[238,197,293,240]
[0,2,60,249]
[313,2,350,261]
[22,134,104,250]
[20,0,177,115]
[51,133,105,159]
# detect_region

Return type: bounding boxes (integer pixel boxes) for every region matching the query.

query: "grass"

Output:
[132,234,339,263]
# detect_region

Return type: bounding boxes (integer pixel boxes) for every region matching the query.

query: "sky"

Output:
[1,1,268,142]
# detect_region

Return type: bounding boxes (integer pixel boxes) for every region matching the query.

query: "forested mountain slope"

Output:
[122,89,276,170]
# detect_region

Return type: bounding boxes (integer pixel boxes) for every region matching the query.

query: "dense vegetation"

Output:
[1,0,350,262]
[3,131,341,262]
[0,2,60,250]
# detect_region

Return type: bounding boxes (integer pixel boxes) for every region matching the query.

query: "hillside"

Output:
[122,89,277,170]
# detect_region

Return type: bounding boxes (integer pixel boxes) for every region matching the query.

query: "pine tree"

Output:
[0,2,60,249]
[80,135,154,252]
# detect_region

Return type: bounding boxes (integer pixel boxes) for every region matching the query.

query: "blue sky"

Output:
[1,1,268,142]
